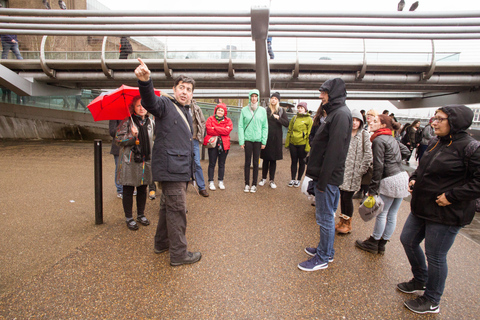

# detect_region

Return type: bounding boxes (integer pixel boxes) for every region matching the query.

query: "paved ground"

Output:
[0,140,479,319]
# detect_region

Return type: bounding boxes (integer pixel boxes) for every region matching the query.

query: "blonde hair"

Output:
[366,109,378,117]
[269,99,279,114]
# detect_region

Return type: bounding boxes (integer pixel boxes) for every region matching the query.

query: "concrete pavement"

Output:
[0,140,479,319]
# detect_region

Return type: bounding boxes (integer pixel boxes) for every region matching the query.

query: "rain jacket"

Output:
[285,112,313,151]
[339,110,373,192]
[115,116,154,186]
[410,105,480,226]
[204,104,233,151]
[191,100,206,142]
[138,79,194,182]
[305,78,352,192]
[238,89,268,146]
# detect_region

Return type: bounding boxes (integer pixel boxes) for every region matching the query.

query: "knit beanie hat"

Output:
[271,92,280,100]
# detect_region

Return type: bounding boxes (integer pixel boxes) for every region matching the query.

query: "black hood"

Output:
[438,105,473,135]
[319,78,347,113]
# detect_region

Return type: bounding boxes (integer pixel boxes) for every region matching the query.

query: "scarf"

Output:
[250,103,258,112]
[132,115,151,162]
[370,128,392,142]
[215,115,224,123]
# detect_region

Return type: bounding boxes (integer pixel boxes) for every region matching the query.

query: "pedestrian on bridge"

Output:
[134,58,202,266]
[1,34,23,60]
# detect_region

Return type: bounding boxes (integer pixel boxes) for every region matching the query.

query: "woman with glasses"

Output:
[397,105,480,314]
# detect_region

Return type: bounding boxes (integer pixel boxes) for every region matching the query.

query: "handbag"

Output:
[206,136,218,148]
[358,195,385,222]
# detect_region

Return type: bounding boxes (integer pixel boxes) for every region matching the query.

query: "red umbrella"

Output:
[87,84,161,121]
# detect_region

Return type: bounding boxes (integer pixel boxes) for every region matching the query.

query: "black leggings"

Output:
[289,145,307,180]
[122,185,147,219]
[244,141,262,186]
[262,159,277,181]
[340,190,355,218]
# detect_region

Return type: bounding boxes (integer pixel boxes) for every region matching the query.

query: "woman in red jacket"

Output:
[204,103,233,190]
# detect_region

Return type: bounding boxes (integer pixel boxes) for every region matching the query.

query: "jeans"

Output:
[289,145,307,180]
[113,155,123,194]
[372,194,402,240]
[244,141,261,186]
[314,183,340,263]
[208,148,229,181]
[1,41,23,60]
[400,213,461,304]
[193,139,206,190]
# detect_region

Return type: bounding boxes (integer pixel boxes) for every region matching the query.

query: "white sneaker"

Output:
[209,181,216,191]
[288,180,295,187]
[244,185,250,192]
[218,181,225,190]
[294,180,301,188]
[258,179,267,186]
[250,185,257,193]
[270,181,277,189]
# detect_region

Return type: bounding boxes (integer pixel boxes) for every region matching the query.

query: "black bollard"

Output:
[94,139,103,225]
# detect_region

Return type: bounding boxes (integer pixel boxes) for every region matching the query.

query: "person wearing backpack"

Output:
[398,105,480,314]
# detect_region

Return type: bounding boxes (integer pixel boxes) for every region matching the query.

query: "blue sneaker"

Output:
[297,255,328,271]
[304,247,334,262]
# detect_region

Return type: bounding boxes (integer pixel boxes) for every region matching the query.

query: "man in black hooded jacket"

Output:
[398,105,480,314]
[298,78,352,271]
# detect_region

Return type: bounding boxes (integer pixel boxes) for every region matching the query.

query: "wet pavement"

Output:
[0,140,479,319]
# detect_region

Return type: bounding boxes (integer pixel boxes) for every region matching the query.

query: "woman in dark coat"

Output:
[398,105,480,314]
[259,92,289,189]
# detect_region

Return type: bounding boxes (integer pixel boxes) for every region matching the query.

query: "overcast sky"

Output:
[97,0,480,116]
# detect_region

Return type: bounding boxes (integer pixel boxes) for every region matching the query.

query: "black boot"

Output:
[355,236,379,254]
[378,238,388,255]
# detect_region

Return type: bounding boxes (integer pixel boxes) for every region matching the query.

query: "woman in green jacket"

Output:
[238,89,268,193]
[285,102,313,187]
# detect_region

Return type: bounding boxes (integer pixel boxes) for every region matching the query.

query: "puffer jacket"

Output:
[285,113,313,151]
[305,78,352,191]
[238,89,268,146]
[410,105,480,226]
[339,127,373,192]
[204,104,233,150]
[115,117,154,186]
[369,134,410,195]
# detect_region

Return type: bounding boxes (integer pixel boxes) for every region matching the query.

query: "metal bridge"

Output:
[1,7,480,109]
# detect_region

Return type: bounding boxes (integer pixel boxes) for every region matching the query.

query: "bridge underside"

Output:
[1,7,480,109]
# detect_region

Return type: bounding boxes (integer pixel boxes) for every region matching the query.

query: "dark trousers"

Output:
[289,144,307,180]
[262,159,277,181]
[340,190,355,218]
[122,185,147,219]
[154,181,188,261]
[244,141,261,186]
[208,148,229,181]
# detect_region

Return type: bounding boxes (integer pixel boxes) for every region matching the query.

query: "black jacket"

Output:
[138,79,194,182]
[305,78,352,191]
[261,106,289,161]
[109,120,122,156]
[369,134,410,195]
[410,105,480,226]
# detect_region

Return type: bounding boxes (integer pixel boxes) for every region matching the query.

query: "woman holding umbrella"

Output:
[115,96,154,230]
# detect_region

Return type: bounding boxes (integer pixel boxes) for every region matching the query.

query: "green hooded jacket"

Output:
[285,112,313,151]
[238,89,268,146]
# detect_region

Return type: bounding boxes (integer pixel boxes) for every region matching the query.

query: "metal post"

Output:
[94,139,103,225]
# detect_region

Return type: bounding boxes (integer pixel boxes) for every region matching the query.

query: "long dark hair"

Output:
[313,104,325,127]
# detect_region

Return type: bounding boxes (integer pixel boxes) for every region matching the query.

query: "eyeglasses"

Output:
[432,117,448,123]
